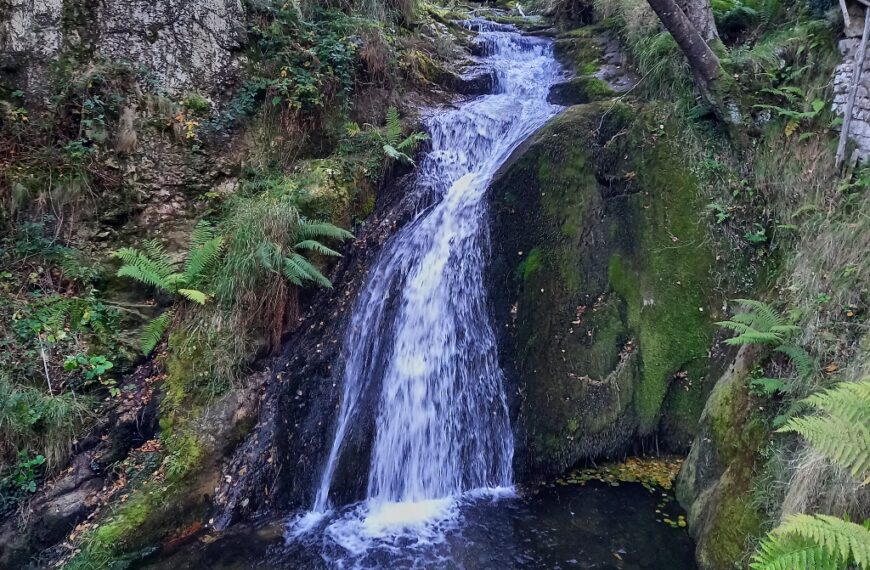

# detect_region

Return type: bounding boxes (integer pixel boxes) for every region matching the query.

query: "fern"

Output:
[178,289,209,304]
[384,106,402,146]
[716,299,800,346]
[140,311,173,355]
[752,514,870,570]
[114,225,222,354]
[779,380,870,481]
[297,220,354,242]
[294,240,342,257]
[776,344,816,382]
[183,221,223,284]
[378,106,428,165]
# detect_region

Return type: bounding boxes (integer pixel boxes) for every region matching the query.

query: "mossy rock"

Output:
[553,31,602,76]
[547,75,614,106]
[676,345,768,569]
[488,102,716,478]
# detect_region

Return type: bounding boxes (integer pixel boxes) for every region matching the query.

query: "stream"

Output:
[137,19,697,570]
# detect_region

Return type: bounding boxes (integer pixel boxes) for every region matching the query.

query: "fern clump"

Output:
[717,299,816,399]
[113,222,223,354]
[752,514,870,570]
[215,194,353,350]
[716,299,800,346]
[778,380,870,482]
[378,106,428,164]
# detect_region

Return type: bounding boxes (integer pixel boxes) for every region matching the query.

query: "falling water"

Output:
[287,18,564,559]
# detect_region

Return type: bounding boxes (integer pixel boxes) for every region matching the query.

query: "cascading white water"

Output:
[288,18,563,554]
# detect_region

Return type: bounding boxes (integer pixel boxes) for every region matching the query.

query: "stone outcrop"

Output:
[1,0,247,99]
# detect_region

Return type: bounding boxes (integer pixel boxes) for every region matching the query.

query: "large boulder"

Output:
[488,102,717,478]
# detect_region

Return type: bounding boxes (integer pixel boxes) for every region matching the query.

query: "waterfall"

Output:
[288,18,563,554]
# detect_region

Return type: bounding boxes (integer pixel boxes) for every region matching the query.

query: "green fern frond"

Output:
[396,131,429,151]
[294,239,342,257]
[288,253,332,288]
[717,299,798,346]
[770,514,870,568]
[383,143,414,164]
[779,380,870,480]
[751,377,786,395]
[733,298,787,330]
[751,533,844,570]
[183,236,223,284]
[385,106,402,146]
[296,220,354,242]
[280,256,307,286]
[140,311,173,355]
[188,220,217,250]
[178,288,209,305]
[116,263,172,292]
[776,344,816,380]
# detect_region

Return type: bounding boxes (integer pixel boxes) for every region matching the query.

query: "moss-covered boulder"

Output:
[547,76,614,105]
[488,102,716,478]
[676,344,768,569]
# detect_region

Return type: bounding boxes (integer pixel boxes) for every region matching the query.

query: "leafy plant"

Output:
[779,380,870,482]
[716,299,800,346]
[707,201,731,224]
[752,514,870,570]
[377,106,428,164]
[753,88,826,137]
[751,380,870,569]
[113,222,223,354]
[2,451,46,494]
[63,355,118,396]
[745,225,768,245]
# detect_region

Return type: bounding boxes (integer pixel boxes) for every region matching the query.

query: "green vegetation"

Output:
[778,380,870,482]
[751,380,870,569]
[374,106,429,164]
[752,514,870,569]
[114,222,224,354]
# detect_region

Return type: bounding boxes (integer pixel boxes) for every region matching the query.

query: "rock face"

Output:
[0,0,246,98]
[487,102,717,478]
[676,344,767,570]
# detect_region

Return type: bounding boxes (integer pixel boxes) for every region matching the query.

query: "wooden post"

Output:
[837,6,870,167]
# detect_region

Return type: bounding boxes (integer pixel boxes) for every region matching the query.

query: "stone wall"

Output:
[0,0,247,99]
[833,7,870,163]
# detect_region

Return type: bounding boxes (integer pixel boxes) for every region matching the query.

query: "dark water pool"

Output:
[136,481,696,570]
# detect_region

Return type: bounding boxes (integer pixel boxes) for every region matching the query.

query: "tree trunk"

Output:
[676,0,718,42]
[647,0,722,88]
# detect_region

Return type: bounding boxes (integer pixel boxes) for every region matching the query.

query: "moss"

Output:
[517,248,543,281]
[607,135,716,435]
[547,76,615,106]
[553,33,602,76]
[538,146,594,238]
[489,102,716,473]
[702,469,765,568]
